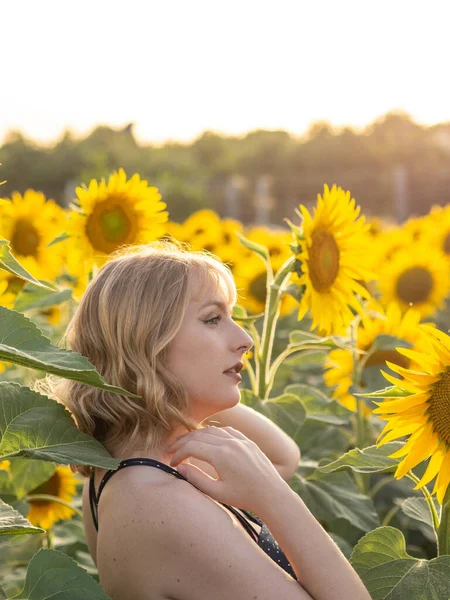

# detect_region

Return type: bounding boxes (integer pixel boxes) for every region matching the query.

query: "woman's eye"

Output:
[205,315,221,326]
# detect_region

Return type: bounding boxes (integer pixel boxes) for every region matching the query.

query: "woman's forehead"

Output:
[187,267,235,307]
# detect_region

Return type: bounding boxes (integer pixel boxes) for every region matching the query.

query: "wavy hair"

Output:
[40,242,236,477]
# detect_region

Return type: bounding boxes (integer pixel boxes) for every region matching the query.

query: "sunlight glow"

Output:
[3,0,450,144]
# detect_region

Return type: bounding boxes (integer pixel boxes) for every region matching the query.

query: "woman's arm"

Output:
[205,402,300,480]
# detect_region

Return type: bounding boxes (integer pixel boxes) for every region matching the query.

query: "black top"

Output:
[89,457,297,581]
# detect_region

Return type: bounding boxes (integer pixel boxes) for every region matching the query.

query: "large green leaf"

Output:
[14,548,111,599]
[0,307,138,396]
[400,496,437,530]
[240,390,306,442]
[296,420,352,461]
[0,383,119,469]
[14,285,72,312]
[285,384,351,425]
[9,459,56,500]
[0,241,53,290]
[0,498,43,536]
[318,442,404,474]
[291,471,379,532]
[262,394,307,441]
[350,526,450,599]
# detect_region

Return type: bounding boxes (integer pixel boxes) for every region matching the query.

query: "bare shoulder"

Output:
[94,470,308,600]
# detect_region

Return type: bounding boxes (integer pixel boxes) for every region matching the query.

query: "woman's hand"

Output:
[168,426,288,513]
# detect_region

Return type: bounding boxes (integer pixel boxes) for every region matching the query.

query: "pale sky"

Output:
[2,0,450,145]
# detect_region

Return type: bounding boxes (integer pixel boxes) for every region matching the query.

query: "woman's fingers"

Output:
[177,462,220,496]
[169,440,220,469]
[168,426,247,453]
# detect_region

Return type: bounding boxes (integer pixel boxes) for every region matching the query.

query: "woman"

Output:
[57,242,370,600]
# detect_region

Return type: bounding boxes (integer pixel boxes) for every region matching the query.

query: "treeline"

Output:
[1,111,450,226]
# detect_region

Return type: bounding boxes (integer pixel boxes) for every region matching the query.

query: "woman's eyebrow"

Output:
[199,300,229,312]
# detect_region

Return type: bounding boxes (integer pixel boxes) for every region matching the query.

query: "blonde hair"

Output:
[44,241,236,477]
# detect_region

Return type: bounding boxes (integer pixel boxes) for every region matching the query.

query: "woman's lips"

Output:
[223,370,242,383]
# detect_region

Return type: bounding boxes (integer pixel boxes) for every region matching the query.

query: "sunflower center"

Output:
[11,219,40,257]
[443,233,450,255]
[249,272,267,304]
[86,201,134,254]
[29,471,61,507]
[428,368,450,444]
[396,267,434,304]
[308,229,340,292]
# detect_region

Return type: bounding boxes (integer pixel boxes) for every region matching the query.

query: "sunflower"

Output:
[377,244,449,318]
[372,225,414,270]
[0,460,10,470]
[66,169,168,272]
[176,210,223,251]
[374,325,450,504]
[293,184,375,336]
[245,226,293,270]
[325,302,424,411]
[421,204,450,259]
[27,465,79,529]
[233,253,296,316]
[0,190,67,282]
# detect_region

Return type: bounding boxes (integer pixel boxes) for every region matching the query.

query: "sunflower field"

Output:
[2,170,450,599]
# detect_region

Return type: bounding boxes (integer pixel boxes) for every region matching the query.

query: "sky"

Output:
[2,0,450,145]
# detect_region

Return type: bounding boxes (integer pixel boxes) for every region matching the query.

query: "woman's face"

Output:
[166,272,253,422]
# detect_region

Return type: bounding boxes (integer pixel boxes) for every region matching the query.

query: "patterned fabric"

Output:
[89,457,297,581]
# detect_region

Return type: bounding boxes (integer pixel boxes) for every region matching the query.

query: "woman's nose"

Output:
[236,326,253,353]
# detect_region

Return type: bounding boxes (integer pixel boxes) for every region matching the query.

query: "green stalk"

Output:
[257,256,295,399]
[26,494,83,519]
[405,472,440,547]
[243,354,257,394]
[437,485,450,556]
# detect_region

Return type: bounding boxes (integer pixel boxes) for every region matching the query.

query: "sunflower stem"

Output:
[26,494,83,519]
[381,504,401,527]
[257,256,295,399]
[243,354,257,394]
[405,472,440,547]
[45,529,53,549]
[437,486,450,556]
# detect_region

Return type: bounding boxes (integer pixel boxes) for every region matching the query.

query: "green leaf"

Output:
[232,304,264,322]
[289,330,338,348]
[15,548,111,599]
[355,385,413,399]
[9,459,56,500]
[236,232,270,263]
[0,240,53,290]
[47,232,70,248]
[239,389,260,409]
[14,285,72,312]
[350,526,450,599]
[0,498,44,536]
[400,496,438,532]
[262,394,306,441]
[0,307,138,396]
[240,391,306,442]
[0,383,119,469]
[318,442,404,474]
[0,584,7,599]
[292,471,379,532]
[285,384,351,425]
[296,420,352,461]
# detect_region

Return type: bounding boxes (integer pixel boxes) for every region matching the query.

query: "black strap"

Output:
[89,458,259,541]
